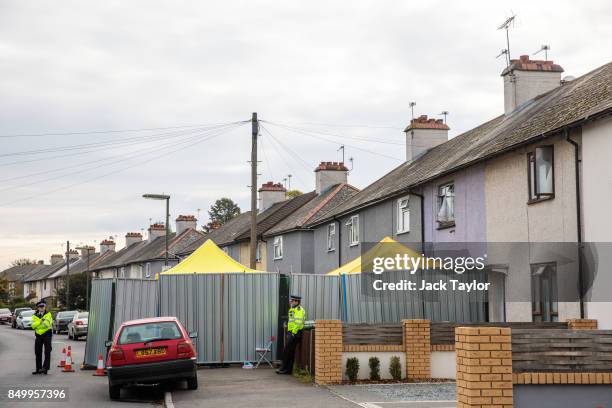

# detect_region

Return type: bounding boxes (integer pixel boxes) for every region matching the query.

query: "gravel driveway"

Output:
[328,382,456,404]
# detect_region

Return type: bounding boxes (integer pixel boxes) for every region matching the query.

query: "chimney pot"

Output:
[176,215,197,235]
[100,239,116,254]
[258,182,286,211]
[403,113,449,161]
[314,161,348,194]
[125,232,143,247]
[148,223,166,241]
[501,54,564,114]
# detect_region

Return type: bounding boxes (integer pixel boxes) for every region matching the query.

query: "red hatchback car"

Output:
[105,317,198,400]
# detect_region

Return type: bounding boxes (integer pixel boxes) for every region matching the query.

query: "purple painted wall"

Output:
[422,163,486,243]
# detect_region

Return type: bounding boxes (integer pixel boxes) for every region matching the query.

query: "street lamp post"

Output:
[143,194,171,267]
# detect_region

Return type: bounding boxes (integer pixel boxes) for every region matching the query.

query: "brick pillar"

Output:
[402,319,431,380]
[455,327,513,408]
[567,319,597,330]
[314,320,342,385]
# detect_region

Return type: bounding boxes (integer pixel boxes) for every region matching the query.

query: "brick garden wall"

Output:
[314,320,343,384]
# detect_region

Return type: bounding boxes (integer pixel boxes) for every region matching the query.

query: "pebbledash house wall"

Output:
[581,116,612,329]
[484,132,581,323]
[266,230,314,274]
[311,195,423,274]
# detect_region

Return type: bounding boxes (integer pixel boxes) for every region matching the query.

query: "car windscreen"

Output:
[21,311,35,317]
[118,321,182,345]
[58,311,76,318]
[79,312,89,318]
[16,308,31,315]
[0,308,10,313]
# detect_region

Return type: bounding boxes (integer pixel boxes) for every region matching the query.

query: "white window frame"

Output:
[273,236,283,260]
[347,215,360,247]
[437,182,455,224]
[255,242,262,262]
[327,223,336,252]
[397,196,410,233]
[145,262,151,278]
[120,266,126,278]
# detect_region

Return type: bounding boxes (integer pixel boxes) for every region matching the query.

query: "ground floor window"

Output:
[531,262,558,322]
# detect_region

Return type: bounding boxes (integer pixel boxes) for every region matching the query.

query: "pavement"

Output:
[1,323,456,407]
[0,323,163,407]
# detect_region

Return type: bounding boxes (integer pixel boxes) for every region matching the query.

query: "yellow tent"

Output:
[160,239,259,275]
[326,236,430,275]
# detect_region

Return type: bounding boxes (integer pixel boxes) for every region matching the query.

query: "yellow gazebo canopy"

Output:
[160,239,259,275]
[326,236,429,275]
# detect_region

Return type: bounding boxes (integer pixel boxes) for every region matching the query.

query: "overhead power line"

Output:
[0,122,247,207]
[0,120,250,138]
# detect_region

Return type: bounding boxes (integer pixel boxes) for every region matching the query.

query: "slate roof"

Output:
[309,61,612,225]
[0,263,41,281]
[264,184,359,236]
[90,228,204,271]
[23,262,66,282]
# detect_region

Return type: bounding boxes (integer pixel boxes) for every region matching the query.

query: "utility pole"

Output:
[76,245,94,310]
[250,112,258,269]
[65,240,70,309]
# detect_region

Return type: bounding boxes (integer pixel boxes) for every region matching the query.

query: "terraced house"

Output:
[303,55,612,325]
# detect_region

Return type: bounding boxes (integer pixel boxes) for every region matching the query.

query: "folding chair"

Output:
[255,335,276,368]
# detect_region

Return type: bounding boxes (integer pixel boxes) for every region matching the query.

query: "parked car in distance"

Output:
[12,308,32,328]
[67,311,88,340]
[0,308,11,324]
[16,310,35,329]
[105,317,198,400]
[53,310,77,334]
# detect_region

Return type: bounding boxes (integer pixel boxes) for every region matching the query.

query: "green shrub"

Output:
[345,357,360,382]
[368,356,381,381]
[389,356,402,380]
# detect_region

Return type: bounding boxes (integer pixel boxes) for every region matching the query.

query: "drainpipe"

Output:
[409,191,426,319]
[565,128,585,318]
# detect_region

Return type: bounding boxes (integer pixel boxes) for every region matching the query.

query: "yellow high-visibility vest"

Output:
[31,311,53,335]
[287,306,306,335]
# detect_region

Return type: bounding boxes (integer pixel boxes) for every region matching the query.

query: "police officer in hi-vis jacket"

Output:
[31,300,53,375]
[277,295,306,374]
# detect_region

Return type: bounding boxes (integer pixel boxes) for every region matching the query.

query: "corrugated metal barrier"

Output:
[84,278,159,368]
[290,273,341,320]
[84,279,113,367]
[159,273,279,365]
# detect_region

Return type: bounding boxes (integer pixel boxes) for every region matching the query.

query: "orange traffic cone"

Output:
[93,354,106,376]
[57,347,66,367]
[62,348,75,372]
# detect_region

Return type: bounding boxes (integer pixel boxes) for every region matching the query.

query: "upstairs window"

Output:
[347,215,360,246]
[120,266,126,278]
[327,223,336,251]
[528,145,555,202]
[437,183,455,227]
[145,263,151,278]
[273,236,283,260]
[397,197,410,233]
[255,242,262,262]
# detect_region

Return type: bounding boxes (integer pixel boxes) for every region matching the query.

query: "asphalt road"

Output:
[0,323,163,407]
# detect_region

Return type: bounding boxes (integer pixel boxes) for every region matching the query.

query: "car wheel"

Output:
[187,374,198,390]
[109,384,121,400]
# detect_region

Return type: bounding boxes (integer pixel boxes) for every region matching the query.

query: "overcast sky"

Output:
[0,0,610,269]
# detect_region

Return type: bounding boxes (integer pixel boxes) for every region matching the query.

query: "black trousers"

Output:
[35,331,52,371]
[281,331,302,373]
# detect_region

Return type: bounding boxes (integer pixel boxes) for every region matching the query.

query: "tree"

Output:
[11,258,36,267]
[286,190,303,198]
[205,198,241,232]
[0,277,9,304]
[55,273,90,310]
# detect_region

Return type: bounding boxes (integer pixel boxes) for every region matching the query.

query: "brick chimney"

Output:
[67,249,79,260]
[100,239,116,254]
[79,245,95,257]
[148,223,166,241]
[314,162,348,194]
[125,232,143,247]
[50,254,64,264]
[403,115,449,161]
[258,182,286,212]
[502,55,564,114]
[176,215,197,235]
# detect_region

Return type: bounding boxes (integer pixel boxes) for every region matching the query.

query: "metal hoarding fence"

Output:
[84,279,113,367]
[159,273,279,365]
